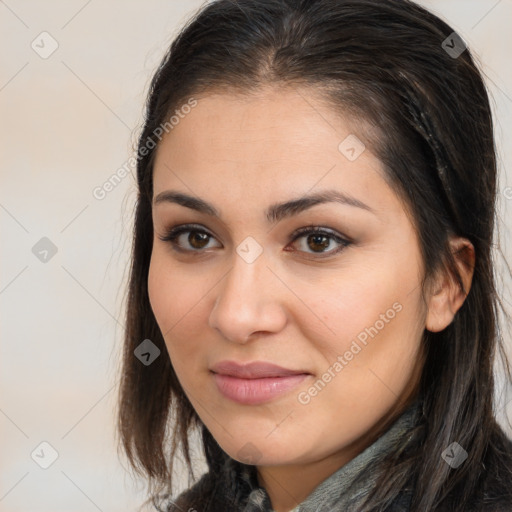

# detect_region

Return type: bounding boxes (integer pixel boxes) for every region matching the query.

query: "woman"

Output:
[116,0,512,510]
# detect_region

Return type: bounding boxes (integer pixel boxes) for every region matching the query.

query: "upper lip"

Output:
[210,360,309,379]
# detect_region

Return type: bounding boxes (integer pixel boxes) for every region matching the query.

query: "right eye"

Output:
[158,224,222,253]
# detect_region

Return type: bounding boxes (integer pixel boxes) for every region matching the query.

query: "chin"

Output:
[214,432,306,466]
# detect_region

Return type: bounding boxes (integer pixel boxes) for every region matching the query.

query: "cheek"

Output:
[148,250,198,332]
[295,270,403,356]
[293,277,423,442]
[295,252,424,379]
[346,285,422,390]
[147,250,210,365]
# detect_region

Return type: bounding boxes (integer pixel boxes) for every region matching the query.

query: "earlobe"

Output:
[425,237,475,333]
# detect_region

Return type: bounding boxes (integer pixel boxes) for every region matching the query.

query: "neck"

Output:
[256,448,358,511]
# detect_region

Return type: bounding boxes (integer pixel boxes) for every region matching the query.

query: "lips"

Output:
[210,360,308,379]
[210,360,311,405]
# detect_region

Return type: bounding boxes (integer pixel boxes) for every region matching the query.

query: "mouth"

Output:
[210,360,311,405]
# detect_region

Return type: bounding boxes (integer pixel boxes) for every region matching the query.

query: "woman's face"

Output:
[148,86,428,468]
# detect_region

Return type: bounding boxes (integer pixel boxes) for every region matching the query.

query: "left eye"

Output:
[158,224,351,256]
[289,227,351,256]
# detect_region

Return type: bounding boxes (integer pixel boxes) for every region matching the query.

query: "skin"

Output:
[148,86,474,512]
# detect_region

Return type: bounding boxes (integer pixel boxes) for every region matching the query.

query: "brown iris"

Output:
[189,231,210,249]
[307,234,330,252]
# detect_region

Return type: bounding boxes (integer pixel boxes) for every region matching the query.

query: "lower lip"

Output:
[212,372,309,405]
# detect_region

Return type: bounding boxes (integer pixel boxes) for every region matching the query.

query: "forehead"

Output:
[156,86,360,163]
[151,87,402,221]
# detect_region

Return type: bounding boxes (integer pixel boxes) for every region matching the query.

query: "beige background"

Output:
[1,1,511,511]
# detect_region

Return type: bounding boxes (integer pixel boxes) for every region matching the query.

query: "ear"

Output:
[425,236,475,333]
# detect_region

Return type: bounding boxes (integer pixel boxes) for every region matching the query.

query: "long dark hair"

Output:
[116,1,512,510]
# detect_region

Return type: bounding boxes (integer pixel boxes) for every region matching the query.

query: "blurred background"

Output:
[1,1,511,511]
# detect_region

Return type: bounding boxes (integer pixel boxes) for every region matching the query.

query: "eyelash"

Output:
[157,223,352,258]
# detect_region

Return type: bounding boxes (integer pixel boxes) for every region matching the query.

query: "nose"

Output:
[208,248,287,344]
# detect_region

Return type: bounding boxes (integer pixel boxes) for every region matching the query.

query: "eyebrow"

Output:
[153,189,376,223]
